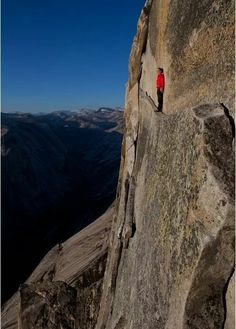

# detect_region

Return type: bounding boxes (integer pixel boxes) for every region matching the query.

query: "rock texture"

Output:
[19,281,77,329]
[96,102,235,329]
[132,0,235,116]
[95,1,235,328]
[1,206,113,329]
[224,271,235,329]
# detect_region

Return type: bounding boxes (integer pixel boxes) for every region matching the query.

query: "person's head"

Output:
[157,67,164,74]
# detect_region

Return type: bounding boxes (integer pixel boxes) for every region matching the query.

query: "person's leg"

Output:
[157,90,163,111]
[157,90,160,110]
[159,91,163,111]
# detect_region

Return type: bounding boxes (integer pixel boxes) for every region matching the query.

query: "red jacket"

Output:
[156,73,165,90]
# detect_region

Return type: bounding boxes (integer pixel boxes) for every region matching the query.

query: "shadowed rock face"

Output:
[19,281,77,329]
[1,109,123,303]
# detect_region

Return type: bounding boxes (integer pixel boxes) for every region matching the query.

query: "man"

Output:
[156,68,165,112]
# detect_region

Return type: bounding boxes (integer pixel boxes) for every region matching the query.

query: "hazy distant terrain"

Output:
[1,108,123,302]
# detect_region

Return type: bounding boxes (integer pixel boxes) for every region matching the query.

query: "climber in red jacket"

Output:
[156,68,165,112]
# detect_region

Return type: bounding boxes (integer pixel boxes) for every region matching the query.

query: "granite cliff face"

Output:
[96,0,235,328]
[129,0,235,116]
[2,0,234,328]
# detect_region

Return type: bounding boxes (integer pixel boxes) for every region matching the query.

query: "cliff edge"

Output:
[96,0,235,328]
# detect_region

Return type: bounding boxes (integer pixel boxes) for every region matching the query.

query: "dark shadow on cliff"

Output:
[220,103,235,139]
[221,267,235,329]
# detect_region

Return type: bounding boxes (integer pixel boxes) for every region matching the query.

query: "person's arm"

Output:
[156,74,159,89]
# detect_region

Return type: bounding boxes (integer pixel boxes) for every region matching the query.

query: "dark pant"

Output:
[157,89,163,111]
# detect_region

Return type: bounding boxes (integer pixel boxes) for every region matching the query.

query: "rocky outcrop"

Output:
[1,206,113,329]
[96,1,235,328]
[19,281,77,329]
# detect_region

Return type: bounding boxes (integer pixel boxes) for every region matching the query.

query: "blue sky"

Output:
[2,0,145,113]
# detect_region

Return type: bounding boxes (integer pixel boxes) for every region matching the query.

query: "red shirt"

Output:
[156,73,165,90]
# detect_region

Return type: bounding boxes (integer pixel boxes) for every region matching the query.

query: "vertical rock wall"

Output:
[134,0,235,116]
[96,1,235,328]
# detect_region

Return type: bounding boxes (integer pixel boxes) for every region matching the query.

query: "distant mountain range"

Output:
[8,107,123,117]
[1,108,123,302]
